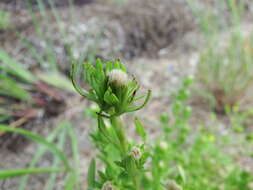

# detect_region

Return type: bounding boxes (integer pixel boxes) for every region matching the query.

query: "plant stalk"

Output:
[110,116,128,155]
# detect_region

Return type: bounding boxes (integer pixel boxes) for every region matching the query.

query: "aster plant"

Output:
[71,59,151,190]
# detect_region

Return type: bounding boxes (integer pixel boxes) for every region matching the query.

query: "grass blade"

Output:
[64,123,81,190]
[18,121,69,190]
[0,74,32,102]
[36,71,75,92]
[87,159,96,189]
[0,50,36,83]
[0,168,65,179]
[45,129,67,190]
[0,125,70,170]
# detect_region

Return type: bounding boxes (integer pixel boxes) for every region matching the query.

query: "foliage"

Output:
[1,0,253,189]
[195,33,253,113]
[0,9,10,30]
[0,121,81,190]
[72,59,151,189]
[188,0,253,114]
[149,77,253,190]
[72,60,253,190]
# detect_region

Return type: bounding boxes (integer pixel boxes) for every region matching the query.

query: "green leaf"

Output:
[104,88,119,105]
[37,71,75,92]
[105,61,113,73]
[87,159,96,189]
[71,61,89,97]
[95,59,105,80]
[98,171,107,181]
[64,172,77,190]
[18,121,69,190]
[126,90,151,112]
[0,74,32,102]
[45,129,67,190]
[124,156,137,177]
[0,50,36,83]
[0,168,65,179]
[0,125,70,170]
[0,9,11,30]
[178,165,186,184]
[64,123,81,190]
[134,117,146,140]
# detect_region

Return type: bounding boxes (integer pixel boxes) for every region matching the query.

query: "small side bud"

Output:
[102,181,115,190]
[159,141,169,150]
[130,146,142,160]
[108,69,128,87]
[159,161,166,168]
[166,180,182,190]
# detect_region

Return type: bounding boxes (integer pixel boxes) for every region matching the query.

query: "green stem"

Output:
[110,116,142,189]
[110,116,128,155]
[134,174,141,190]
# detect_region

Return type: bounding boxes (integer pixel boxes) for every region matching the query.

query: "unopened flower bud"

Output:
[166,180,182,190]
[102,181,115,190]
[108,69,128,87]
[130,146,142,160]
[159,161,166,168]
[145,172,153,180]
[159,141,168,150]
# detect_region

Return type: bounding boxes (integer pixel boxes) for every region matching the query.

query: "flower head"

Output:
[108,69,129,87]
[166,180,182,190]
[71,59,151,116]
[102,181,115,190]
[130,146,142,160]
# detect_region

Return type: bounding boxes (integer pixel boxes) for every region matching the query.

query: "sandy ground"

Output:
[1,0,253,189]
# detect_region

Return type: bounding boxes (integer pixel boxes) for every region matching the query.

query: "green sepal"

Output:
[122,155,138,177]
[98,171,108,182]
[104,87,120,105]
[126,90,152,113]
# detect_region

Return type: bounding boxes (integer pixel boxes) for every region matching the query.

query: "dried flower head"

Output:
[130,146,142,160]
[166,180,182,190]
[108,69,128,87]
[102,181,115,190]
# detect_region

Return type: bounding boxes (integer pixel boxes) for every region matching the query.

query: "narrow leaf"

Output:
[0,50,36,83]
[0,168,64,179]
[0,125,70,169]
[87,159,96,189]
[134,117,146,140]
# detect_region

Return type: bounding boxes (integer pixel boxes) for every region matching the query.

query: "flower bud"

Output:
[102,181,115,190]
[130,146,142,160]
[108,69,128,87]
[159,161,166,168]
[166,180,182,190]
[159,141,168,150]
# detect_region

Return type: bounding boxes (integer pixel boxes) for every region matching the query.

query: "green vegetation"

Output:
[72,60,151,190]
[151,78,253,190]
[0,9,10,30]
[196,33,253,113]
[1,0,253,189]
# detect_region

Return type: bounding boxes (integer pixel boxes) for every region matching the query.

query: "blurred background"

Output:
[1,0,253,189]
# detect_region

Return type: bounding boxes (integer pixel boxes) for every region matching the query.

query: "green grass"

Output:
[0,121,80,189]
[186,0,253,113]
[195,32,253,113]
[0,49,74,125]
[147,78,253,190]
[0,9,10,30]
